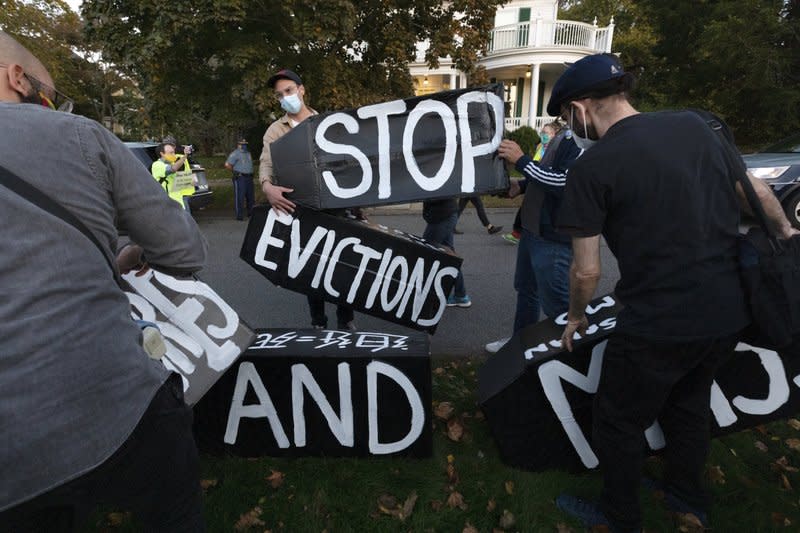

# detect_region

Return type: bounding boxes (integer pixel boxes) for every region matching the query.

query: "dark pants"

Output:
[423,213,466,298]
[0,375,205,532]
[308,296,354,328]
[233,173,254,219]
[457,196,490,227]
[594,331,739,532]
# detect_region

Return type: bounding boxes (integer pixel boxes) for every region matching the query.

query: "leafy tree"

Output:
[81,0,504,153]
[0,0,137,131]
[559,0,800,146]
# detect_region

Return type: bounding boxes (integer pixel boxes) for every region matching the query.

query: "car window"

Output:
[762,133,800,154]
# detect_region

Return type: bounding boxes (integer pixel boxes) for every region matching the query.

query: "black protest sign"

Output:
[240,204,462,333]
[123,269,255,405]
[478,293,800,472]
[270,84,508,209]
[193,328,432,458]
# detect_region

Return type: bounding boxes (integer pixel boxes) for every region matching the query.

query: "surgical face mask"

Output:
[280,93,302,114]
[570,106,597,151]
[540,133,551,144]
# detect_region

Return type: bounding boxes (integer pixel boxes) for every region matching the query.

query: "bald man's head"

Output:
[0,31,57,106]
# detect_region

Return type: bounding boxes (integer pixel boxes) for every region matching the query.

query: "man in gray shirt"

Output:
[0,32,207,531]
[225,136,255,220]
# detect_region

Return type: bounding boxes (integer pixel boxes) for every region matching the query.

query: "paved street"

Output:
[194,207,619,356]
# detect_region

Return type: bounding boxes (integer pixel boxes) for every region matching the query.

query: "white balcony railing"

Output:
[505,116,556,133]
[488,19,614,54]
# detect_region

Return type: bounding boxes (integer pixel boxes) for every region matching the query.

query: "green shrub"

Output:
[505,126,540,157]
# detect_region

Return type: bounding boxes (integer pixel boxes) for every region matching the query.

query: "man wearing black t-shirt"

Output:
[549,54,798,533]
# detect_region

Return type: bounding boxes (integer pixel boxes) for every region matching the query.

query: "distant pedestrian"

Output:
[455,195,502,235]
[225,136,254,220]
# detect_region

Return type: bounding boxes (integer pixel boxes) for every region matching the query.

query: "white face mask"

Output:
[570,106,597,151]
[280,93,302,114]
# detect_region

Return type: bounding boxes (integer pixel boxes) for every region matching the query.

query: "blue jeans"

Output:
[423,213,466,298]
[513,230,571,333]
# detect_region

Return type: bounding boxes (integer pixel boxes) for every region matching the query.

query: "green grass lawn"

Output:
[86,356,800,532]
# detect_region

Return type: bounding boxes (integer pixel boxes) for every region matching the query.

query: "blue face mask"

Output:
[540,133,551,144]
[239,143,248,152]
[280,93,302,114]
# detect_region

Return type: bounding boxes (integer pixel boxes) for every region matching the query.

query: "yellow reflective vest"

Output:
[151,157,195,208]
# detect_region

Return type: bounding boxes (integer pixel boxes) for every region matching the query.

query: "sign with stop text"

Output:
[240,204,462,333]
[478,293,800,472]
[270,84,508,209]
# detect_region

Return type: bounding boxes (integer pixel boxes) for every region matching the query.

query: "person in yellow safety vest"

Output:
[151,141,195,211]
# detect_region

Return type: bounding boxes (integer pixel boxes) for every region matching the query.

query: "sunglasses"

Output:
[24,73,74,113]
[0,63,74,113]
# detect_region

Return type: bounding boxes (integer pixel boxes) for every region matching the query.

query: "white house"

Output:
[408,0,615,132]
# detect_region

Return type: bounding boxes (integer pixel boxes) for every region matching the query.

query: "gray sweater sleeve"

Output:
[79,121,207,273]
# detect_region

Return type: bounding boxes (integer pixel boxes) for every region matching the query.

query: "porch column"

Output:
[528,63,541,128]
[449,73,456,90]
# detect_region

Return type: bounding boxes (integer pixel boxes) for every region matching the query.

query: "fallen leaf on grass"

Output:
[786,438,800,451]
[499,509,516,528]
[401,491,418,520]
[446,463,460,485]
[674,511,705,532]
[447,418,464,442]
[755,440,769,452]
[377,492,417,521]
[266,470,285,488]
[234,507,265,530]
[708,465,726,485]
[430,499,443,511]
[434,401,455,420]
[474,410,485,420]
[789,419,800,431]
[200,479,218,492]
[447,454,455,464]
[377,493,398,514]
[463,522,479,533]
[106,512,130,527]
[772,456,800,473]
[781,473,793,491]
[755,425,769,435]
[447,491,468,510]
[433,367,446,376]
[486,498,497,512]
[504,480,514,495]
[772,512,793,527]
[556,523,575,533]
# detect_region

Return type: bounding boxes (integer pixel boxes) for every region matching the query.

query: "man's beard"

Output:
[21,89,42,106]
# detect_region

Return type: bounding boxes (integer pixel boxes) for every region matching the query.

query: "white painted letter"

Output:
[316,113,372,199]
[357,100,407,199]
[367,361,425,454]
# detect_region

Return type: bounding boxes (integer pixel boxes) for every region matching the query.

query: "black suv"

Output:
[125,142,213,212]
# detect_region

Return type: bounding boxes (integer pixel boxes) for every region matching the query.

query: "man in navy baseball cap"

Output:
[267,68,303,89]
[546,53,629,117]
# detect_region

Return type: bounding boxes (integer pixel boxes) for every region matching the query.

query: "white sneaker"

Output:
[142,326,167,359]
[485,336,511,354]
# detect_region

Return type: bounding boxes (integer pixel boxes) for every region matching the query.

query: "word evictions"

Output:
[125,270,244,390]
[316,90,504,199]
[255,209,459,327]
[224,361,425,455]
[538,340,799,468]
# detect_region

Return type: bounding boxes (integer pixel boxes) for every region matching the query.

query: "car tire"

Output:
[782,190,800,230]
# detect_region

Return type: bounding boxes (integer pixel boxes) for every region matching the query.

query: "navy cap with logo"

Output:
[546,54,626,116]
[268,69,303,89]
